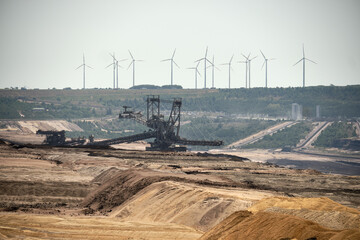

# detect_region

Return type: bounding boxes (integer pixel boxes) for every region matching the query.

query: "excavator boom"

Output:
[91,131,156,146]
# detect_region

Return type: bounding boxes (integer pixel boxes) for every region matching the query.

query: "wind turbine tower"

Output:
[187,61,201,89]
[107,53,127,89]
[294,44,316,87]
[260,50,275,88]
[209,55,220,88]
[242,53,257,88]
[75,54,92,89]
[221,55,234,89]
[195,47,212,89]
[106,53,116,89]
[128,50,144,87]
[238,56,248,88]
[161,49,180,86]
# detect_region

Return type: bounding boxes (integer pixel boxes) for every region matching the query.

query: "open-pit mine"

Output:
[0,137,359,239]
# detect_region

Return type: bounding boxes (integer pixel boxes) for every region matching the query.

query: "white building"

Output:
[291,103,302,120]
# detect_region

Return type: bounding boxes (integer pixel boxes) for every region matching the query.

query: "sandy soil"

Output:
[0,120,83,134]
[200,210,360,240]
[214,148,336,162]
[0,134,359,239]
[0,212,202,240]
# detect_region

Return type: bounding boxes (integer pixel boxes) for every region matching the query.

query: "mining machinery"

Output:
[92,95,223,151]
[36,130,86,146]
[36,130,66,145]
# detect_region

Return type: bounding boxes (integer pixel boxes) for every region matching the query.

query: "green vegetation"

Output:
[0,98,97,120]
[66,119,149,139]
[313,121,357,147]
[0,85,359,120]
[244,122,313,149]
[65,116,277,149]
[130,84,183,89]
[180,117,277,147]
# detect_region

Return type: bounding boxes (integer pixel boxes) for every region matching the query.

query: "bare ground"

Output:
[0,133,359,239]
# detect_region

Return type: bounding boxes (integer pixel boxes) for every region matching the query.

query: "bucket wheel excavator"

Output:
[91,95,223,151]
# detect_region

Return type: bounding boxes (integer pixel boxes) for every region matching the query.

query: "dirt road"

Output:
[227,121,296,148]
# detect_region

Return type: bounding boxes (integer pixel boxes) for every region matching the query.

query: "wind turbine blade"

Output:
[197,69,201,76]
[206,58,213,65]
[306,58,317,64]
[127,61,133,70]
[205,46,208,58]
[161,59,171,62]
[230,54,234,63]
[85,65,93,69]
[220,63,229,66]
[187,67,195,70]
[105,63,114,68]
[173,61,180,68]
[137,59,144,62]
[269,58,276,61]
[247,53,251,59]
[260,50,266,59]
[195,58,204,63]
[196,61,201,67]
[303,44,305,58]
[172,48,176,59]
[250,56,257,61]
[293,58,303,66]
[128,50,134,60]
[242,53,249,60]
[109,52,116,60]
[215,66,221,71]
[238,61,247,63]
[75,64,84,70]
[261,61,266,69]
[119,58,128,62]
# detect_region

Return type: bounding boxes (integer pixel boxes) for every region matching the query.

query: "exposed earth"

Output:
[0,131,359,239]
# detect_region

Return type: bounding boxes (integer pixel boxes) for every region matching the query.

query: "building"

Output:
[291,103,302,120]
[316,105,321,118]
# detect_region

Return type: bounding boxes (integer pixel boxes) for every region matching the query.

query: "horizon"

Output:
[1,0,360,89]
[1,83,359,91]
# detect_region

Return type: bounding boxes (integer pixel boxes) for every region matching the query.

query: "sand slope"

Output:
[200,211,360,240]
[246,196,360,231]
[82,168,277,231]
[248,196,360,214]
[0,212,202,240]
[110,180,275,232]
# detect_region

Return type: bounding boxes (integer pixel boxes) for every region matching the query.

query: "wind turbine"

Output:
[195,46,212,89]
[161,49,180,86]
[106,53,116,89]
[238,56,249,88]
[208,55,220,88]
[106,53,127,89]
[187,61,201,89]
[294,44,316,87]
[242,53,257,88]
[260,50,275,88]
[75,54,92,89]
[128,50,144,87]
[221,55,234,89]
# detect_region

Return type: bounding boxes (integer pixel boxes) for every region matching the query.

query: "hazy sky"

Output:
[0,0,359,89]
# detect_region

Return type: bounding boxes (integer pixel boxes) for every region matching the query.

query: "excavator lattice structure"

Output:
[93,95,223,151]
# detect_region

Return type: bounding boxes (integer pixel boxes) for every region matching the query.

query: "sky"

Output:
[0,0,359,89]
